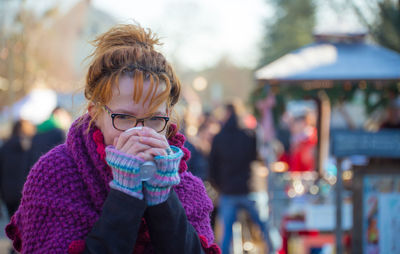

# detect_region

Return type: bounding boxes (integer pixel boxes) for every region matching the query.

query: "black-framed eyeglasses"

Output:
[103,105,169,133]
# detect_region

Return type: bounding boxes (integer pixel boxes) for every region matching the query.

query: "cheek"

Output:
[96,114,120,146]
[102,128,120,146]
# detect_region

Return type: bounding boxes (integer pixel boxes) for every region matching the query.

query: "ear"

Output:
[88,102,97,119]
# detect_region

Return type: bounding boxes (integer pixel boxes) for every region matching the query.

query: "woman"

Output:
[6,24,220,254]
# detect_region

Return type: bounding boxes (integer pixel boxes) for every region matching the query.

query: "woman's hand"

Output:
[114,127,169,161]
[112,127,182,205]
[143,146,183,206]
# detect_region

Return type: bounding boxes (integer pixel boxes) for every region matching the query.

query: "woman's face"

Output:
[91,76,168,146]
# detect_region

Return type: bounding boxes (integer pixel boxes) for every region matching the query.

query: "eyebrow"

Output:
[153,111,166,116]
[111,108,134,115]
[112,109,167,117]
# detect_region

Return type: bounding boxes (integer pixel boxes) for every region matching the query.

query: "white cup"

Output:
[124,126,156,181]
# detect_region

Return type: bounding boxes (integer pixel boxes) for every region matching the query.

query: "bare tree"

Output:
[0,0,59,109]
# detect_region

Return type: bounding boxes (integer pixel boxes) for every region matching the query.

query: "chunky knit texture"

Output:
[144,146,183,206]
[105,146,145,199]
[5,114,217,253]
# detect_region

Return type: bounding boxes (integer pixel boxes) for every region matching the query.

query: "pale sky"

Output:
[91,0,366,70]
[26,0,367,71]
[91,0,273,71]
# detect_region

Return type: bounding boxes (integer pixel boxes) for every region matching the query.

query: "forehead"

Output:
[108,75,167,114]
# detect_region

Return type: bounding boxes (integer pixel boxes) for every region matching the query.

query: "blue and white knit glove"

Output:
[105,146,144,200]
[143,146,183,206]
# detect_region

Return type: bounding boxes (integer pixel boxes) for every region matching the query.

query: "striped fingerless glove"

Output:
[143,146,183,206]
[105,146,144,199]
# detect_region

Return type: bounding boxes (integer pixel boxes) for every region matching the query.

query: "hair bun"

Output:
[91,24,160,52]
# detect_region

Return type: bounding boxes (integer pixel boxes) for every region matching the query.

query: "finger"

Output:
[124,142,152,155]
[115,129,141,150]
[136,152,153,161]
[145,148,168,157]
[139,127,167,142]
[139,136,169,149]
[138,127,169,146]
[119,135,139,151]
[120,135,151,154]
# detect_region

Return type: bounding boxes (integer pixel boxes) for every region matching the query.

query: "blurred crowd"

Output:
[0,107,71,219]
[0,94,399,253]
[182,99,318,253]
[183,99,320,182]
[182,95,400,253]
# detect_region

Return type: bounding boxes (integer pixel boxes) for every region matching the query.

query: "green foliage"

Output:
[351,0,400,52]
[373,0,400,52]
[258,0,316,67]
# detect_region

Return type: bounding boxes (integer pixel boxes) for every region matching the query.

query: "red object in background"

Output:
[278,152,291,166]
[279,216,319,254]
[289,126,317,172]
[278,215,352,254]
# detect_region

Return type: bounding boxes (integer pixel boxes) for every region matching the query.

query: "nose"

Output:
[135,120,145,127]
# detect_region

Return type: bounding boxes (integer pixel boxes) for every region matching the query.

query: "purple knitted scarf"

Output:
[6,114,215,253]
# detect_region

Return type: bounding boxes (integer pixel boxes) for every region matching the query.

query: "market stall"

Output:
[253,33,400,253]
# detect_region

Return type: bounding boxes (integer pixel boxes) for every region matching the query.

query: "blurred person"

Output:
[6,24,219,253]
[197,113,221,155]
[31,106,70,163]
[36,106,71,133]
[52,106,73,131]
[209,104,273,254]
[185,140,208,181]
[380,97,400,129]
[256,93,278,167]
[268,112,291,168]
[0,119,36,218]
[187,114,222,230]
[289,110,317,171]
[181,112,208,180]
[256,93,276,144]
[186,113,221,181]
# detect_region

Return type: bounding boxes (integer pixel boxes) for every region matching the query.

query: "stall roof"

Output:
[255,34,400,82]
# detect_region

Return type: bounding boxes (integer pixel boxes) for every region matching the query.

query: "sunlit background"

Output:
[0,0,374,133]
[1,0,400,253]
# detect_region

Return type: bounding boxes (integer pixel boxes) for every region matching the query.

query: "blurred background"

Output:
[0,0,400,253]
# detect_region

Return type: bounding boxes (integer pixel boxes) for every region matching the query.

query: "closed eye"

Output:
[116,114,135,120]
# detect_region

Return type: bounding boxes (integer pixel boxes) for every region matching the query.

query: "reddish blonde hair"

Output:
[84,24,181,137]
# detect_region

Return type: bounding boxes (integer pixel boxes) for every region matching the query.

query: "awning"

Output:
[255,34,400,82]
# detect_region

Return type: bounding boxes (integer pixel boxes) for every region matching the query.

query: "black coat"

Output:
[31,128,65,164]
[84,189,205,254]
[185,141,208,181]
[0,128,65,206]
[209,114,257,195]
[0,136,35,205]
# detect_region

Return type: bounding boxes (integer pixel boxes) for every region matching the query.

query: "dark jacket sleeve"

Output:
[83,189,146,254]
[250,132,258,162]
[144,190,205,254]
[208,136,220,189]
